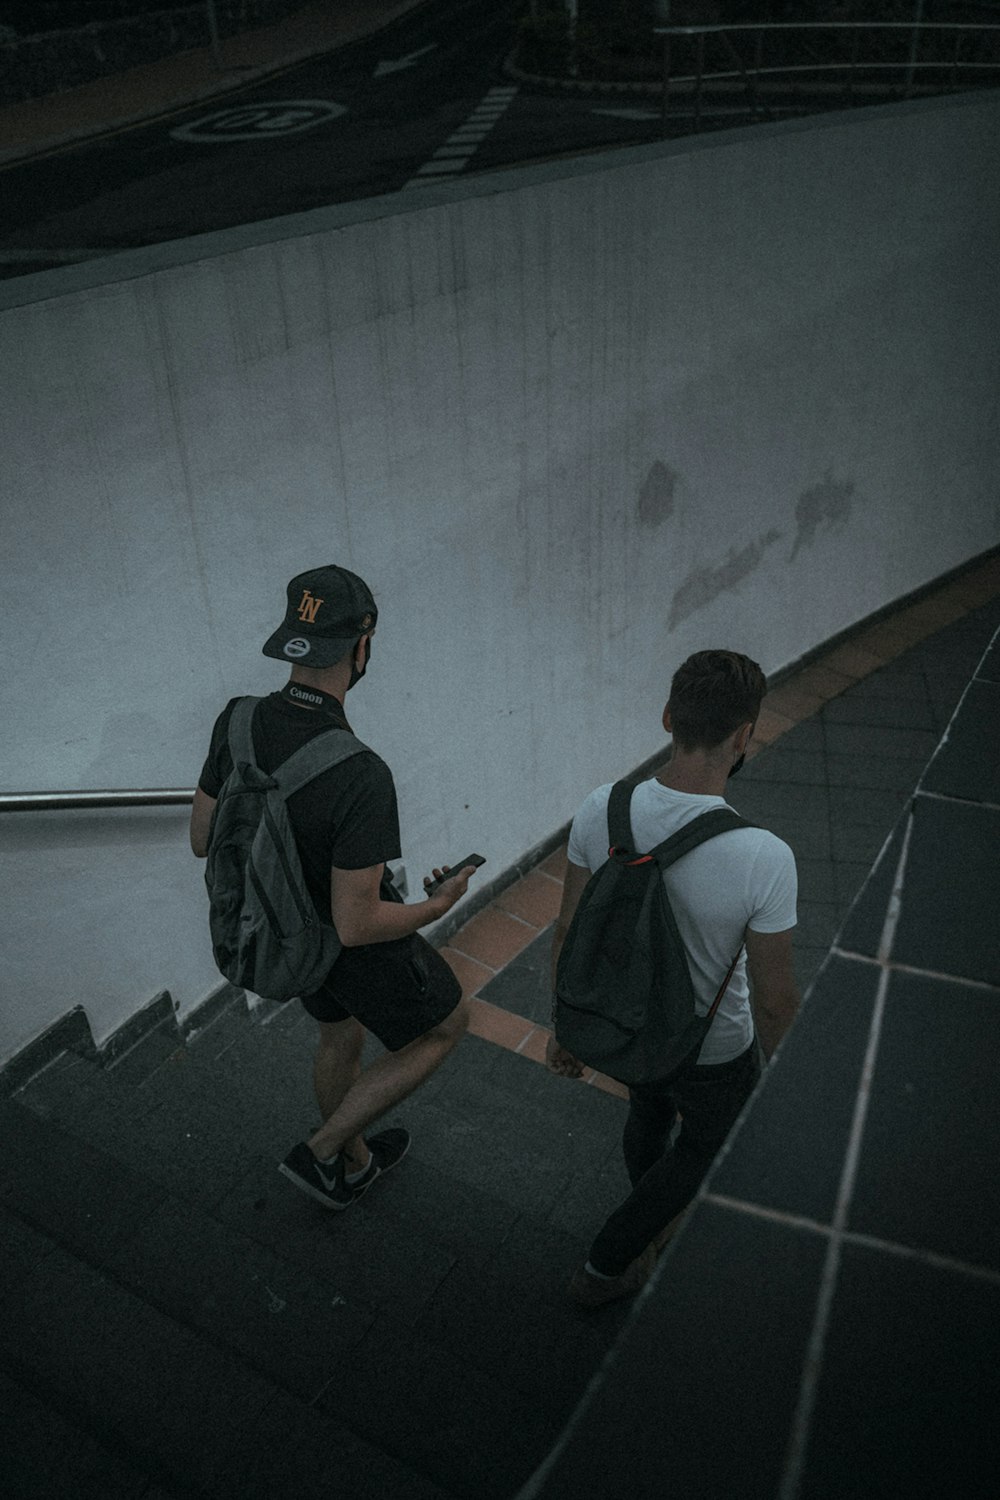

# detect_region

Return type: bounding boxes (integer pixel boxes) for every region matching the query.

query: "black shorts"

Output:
[300,934,462,1051]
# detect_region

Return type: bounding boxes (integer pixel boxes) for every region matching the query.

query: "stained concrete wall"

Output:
[2,92,998,1066]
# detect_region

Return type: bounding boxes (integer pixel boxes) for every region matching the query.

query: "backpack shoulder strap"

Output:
[606,780,636,854]
[226,696,261,770]
[272,727,371,799]
[649,807,756,869]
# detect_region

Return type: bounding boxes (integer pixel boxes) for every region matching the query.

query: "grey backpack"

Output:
[204,696,369,1002]
[554,780,752,1084]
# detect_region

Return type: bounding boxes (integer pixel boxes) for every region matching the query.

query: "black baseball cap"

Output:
[262,565,377,669]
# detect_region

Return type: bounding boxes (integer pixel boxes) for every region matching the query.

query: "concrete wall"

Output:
[2,92,998,1066]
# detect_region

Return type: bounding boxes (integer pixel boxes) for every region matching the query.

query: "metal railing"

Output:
[0,789,195,812]
[653,22,1000,132]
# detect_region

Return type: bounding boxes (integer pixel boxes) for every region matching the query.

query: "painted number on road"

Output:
[170,100,347,143]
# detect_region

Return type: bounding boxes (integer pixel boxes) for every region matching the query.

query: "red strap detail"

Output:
[609,845,653,865]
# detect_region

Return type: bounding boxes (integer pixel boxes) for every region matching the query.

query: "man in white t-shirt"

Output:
[546,650,800,1307]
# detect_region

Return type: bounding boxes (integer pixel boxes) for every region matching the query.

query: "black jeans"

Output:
[588,1040,761,1276]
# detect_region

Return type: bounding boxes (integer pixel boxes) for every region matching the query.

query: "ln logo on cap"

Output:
[284,637,312,658]
[297,590,323,623]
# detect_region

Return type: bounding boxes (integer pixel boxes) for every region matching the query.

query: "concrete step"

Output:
[0,1098,472,1498]
[4,1002,633,1498]
[2,1368,185,1500]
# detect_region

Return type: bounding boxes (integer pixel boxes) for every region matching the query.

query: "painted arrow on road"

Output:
[374,44,437,78]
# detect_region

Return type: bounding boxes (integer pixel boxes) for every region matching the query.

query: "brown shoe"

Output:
[568,1242,658,1308]
[652,1208,688,1254]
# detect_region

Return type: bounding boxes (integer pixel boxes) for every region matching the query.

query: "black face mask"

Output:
[347,635,372,691]
[728,752,746,778]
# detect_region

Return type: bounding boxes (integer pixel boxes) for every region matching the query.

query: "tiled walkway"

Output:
[441,550,1000,1102]
[525,568,1000,1500]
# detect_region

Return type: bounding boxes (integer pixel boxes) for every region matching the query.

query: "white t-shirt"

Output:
[566,778,798,1066]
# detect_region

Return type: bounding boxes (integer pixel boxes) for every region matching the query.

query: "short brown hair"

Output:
[667,650,767,750]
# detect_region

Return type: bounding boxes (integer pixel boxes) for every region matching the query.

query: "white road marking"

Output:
[402,85,519,188]
[374,44,437,78]
[415,158,468,174]
[171,100,346,142]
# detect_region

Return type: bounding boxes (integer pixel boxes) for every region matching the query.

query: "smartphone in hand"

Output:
[424,854,486,895]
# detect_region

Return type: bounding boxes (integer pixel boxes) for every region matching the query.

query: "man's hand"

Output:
[546,1034,585,1079]
[422,864,479,913]
[332,860,478,945]
[189,786,216,858]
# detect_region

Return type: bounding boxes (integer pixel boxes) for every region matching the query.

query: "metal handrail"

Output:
[0,789,195,812]
[652,21,1000,131]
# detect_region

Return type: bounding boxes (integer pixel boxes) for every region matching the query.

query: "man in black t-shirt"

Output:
[191,565,480,1211]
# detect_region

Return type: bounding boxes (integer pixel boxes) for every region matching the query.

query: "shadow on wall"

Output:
[634,459,856,631]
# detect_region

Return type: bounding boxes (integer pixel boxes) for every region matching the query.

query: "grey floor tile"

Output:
[729,781,831,822]
[849,970,1000,1271]
[794,901,845,951]
[214,1150,460,1324]
[801,1242,1000,1499]
[351,1152,524,1267]
[825,752,930,791]
[743,748,829,785]
[316,1319,558,1499]
[833,667,927,701]
[221,1385,452,1500]
[977,634,1000,683]
[822,722,940,761]
[66,1086,291,1215]
[795,858,839,905]
[0,1207,59,1291]
[927,693,964,734]
[820,693,938,729]
[100,1198,376,1398]
[430,1035,627,1147]
[777,719,827,753]
[409,1087,618,1218]
[0,1373,154,1500]
[103,1023,187,1089]
[545,1145,639,1242]
[412,1221,626,1412]
[830,819,897,867]
[837,821,906,959]
[0,1099,169,1261]
[794,944,833,996]
[0,1245,277,1494]
[179,1003,258,1061]
[762,814,831,861]
[890,797,1000,983]
[708,955,879,1222]
[920,678,1000,803]
[478,924,553,1023]
[827,784,909,829]
[12,1048,108,1122]
[532,1202,828,1500]
[832,858,879,906]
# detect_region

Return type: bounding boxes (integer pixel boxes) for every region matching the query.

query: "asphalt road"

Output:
[1,0,917,281]
[0,0,674,279]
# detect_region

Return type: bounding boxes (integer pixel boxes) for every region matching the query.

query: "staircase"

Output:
[2,998,631,1498]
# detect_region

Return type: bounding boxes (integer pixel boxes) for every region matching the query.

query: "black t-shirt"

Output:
[198,692,402,922]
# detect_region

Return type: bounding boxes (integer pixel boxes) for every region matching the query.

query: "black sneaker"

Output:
[278,1142,354,1210]
[345,1127,410,1199]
